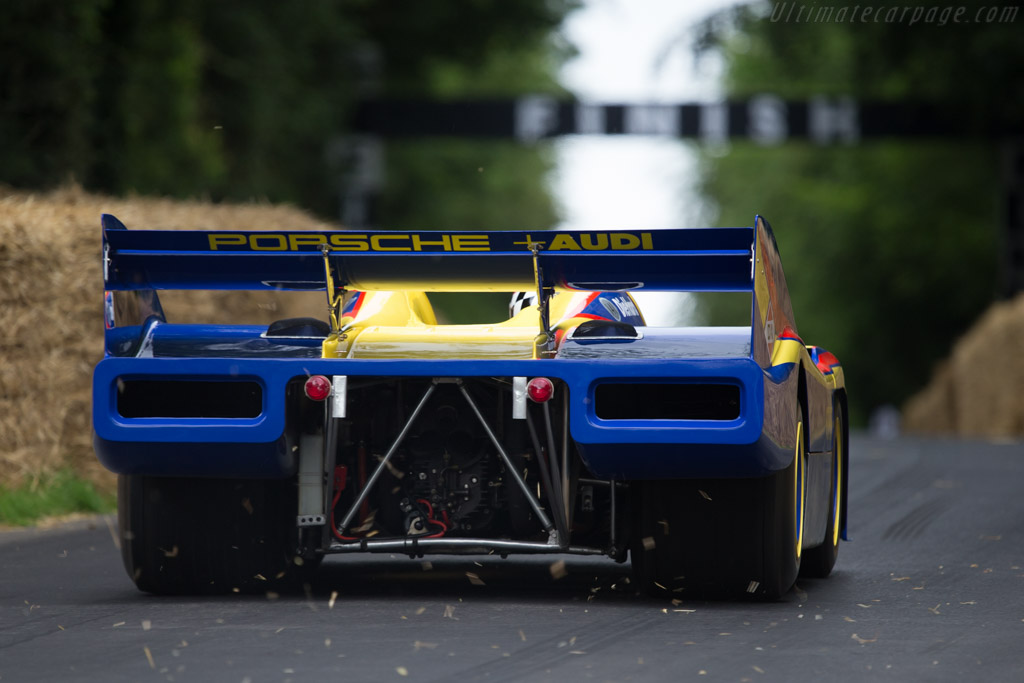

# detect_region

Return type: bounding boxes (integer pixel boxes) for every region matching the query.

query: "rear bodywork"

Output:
[94,215,847,572]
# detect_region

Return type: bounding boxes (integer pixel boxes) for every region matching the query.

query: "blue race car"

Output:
[94,214,847,598]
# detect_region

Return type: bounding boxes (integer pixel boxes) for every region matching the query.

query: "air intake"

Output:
[595,383,740,421]
[117,380,262,418]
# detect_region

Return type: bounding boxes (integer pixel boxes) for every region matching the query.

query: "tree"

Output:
[0,0,578,223]
[0,0,107,188]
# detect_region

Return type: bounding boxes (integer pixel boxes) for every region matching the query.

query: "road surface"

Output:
[2,434,1023,682]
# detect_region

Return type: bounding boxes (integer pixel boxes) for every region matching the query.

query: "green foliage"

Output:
[382,139,560,230]
[695,0,1017,422]
[0,0,107,187]
[0,472,115,526]
[429,293,512,324]
[702,1,1024,120]
[93,0,223,196]
[426,41,571,99]
[370,5,569,232]
[346,0,576,95]
[196,0,360,214]
[0,0,575,220]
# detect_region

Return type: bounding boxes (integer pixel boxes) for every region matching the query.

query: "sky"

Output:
[553,0,743,323]
[553,0,742,231]
[559,0,738,102]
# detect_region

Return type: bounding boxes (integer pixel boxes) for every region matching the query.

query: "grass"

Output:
[0,471,116,526]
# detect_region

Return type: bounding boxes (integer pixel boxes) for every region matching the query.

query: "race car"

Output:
[93,214,848,599]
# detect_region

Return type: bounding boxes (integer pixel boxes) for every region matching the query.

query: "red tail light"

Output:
[527,377,554,403]
[304,375,332,401]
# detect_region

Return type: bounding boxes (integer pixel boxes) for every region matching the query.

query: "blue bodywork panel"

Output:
[94,352,793,479]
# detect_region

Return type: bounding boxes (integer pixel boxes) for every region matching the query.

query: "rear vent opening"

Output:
[570,320,639,339]
[595,383,740,421]
[117,380,262,418]
[266,317,330,338]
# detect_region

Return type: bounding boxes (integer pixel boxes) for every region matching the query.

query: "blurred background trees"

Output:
[0,0,574,220]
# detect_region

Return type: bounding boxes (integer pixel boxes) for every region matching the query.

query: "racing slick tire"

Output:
[630,419,806,600]
[118,475,308,594]
[800,400,845,578]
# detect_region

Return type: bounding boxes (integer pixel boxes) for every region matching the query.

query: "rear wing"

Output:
[101,214,755,294]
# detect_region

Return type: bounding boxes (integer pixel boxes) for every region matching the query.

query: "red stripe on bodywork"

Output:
[345,291,365,319]
[779,326,803,343]
[812,348,841,374]
[562,292,601,321]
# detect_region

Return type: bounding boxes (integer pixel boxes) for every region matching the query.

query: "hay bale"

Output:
[0,186,336,491]
[948,293,1024,437]
[903,292,1024,438]
[902,361,957,436]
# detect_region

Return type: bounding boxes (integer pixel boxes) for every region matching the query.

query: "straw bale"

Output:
[0,185,336,491]
[901,362,957,436]
[903,292,1024,438]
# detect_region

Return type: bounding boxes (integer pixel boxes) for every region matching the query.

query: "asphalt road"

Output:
[2,434,1024,683]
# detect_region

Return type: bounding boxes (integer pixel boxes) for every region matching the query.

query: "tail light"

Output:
[304,375,332,401]
[527,377,554,403]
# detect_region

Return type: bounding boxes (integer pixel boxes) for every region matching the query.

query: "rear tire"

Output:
[801,402,844,578]
[118,475,307,594]
[630,419,806,600]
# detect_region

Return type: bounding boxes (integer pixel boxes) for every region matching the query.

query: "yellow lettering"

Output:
[411,234,452,251]
[329,234,369,251]
[288,234,327,251]
[548,234,581,251]
[451,235,490,251]
[208,234,246,250]
[580,233,608,250]
[611,233,640,250]
[249,234,287,251]
[370,234,411,251]
[641,232,653,250]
